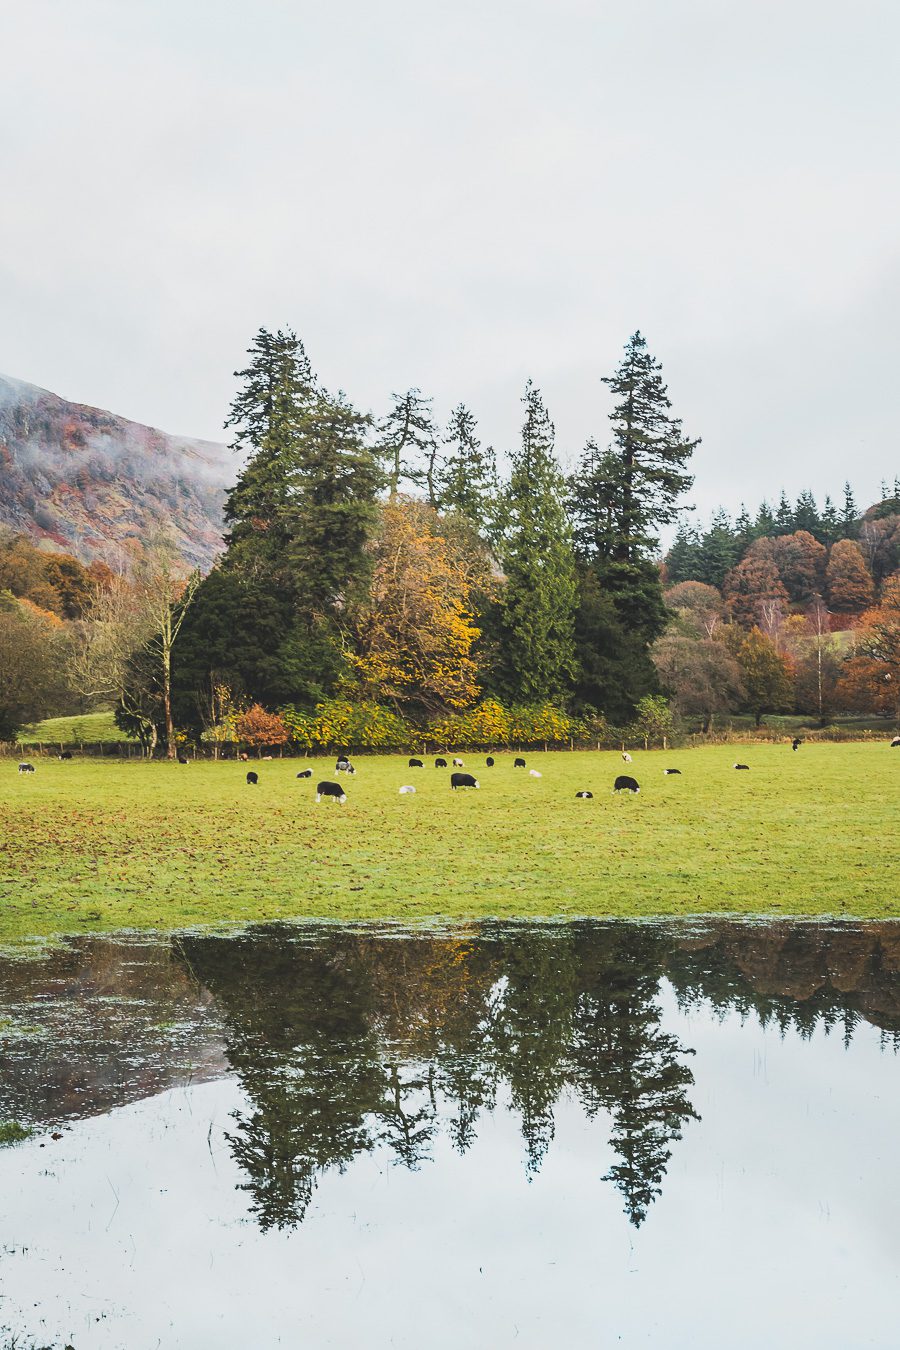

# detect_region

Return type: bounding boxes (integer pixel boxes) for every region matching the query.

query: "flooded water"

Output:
[1,919,899,1349]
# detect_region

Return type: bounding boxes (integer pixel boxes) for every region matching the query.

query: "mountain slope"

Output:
[0,374,232,569]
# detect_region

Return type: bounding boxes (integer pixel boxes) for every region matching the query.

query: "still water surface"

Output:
[1,919,899,1348]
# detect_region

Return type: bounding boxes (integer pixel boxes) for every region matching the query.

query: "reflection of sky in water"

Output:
[0,924,899,1348]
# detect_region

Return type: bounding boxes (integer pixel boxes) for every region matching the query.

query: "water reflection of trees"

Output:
[180,923,700,1231]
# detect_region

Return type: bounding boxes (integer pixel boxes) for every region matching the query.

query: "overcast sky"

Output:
[2,0,899,521]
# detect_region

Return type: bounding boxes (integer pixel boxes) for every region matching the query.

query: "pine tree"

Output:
[377,389,439,499]
[754,500,776,537]
[793,489,820,536]
[285,391,382,616]
[734,504,754,548]
[601,332,698,559]
[223,327,317,579]
[437,404,498,533]
[664,521,703,585]
[774,490,794,533]
[841,482,859,538]
[494,383,577,702]
[697,510,740,588]
[820,495,841,545]
[568,335,698,715]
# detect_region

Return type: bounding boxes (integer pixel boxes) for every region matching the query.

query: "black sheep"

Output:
[613,775,639,793]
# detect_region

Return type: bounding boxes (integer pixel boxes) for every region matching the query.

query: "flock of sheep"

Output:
[233,735,900,803]
[15,736,900,805]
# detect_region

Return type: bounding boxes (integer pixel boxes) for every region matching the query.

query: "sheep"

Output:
[246,771,258,785]
[453,757,465,767]
[791,738,801,751]
[239,752,249,762]
[529,769,542,778]
[316,780,347,804]
[664,768,681,775]
[58,751,73,761]
[17,763,35,774]
[891,736,900,748]
[613,775,639,793]
[486,756,495,767]
[621,751,633,764]
[451,772,479,789]
[435,757,448,768]
[408,757,424,768]
[177,753,189,765]
[399,785,416,794]
[335,759,356,774]
[734,763,750,770]
[576,790,593,799]
[514,757,526,768]
[296,769,313,779]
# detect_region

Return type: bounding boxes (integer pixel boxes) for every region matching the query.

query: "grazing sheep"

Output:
[399,785,416,794]
[529,769,542,778]
[451,772,479,789]
[17,763,35,774]
[435,757,448,768]
[621,751,633,763]
[891,737,900,748]
[664,768,681,775]
[177,753,189,765]
[614,775,639,793]
[734,763,750,770]
[296,769,313,779]
[335,759,356,774]
[486,756,495,767]
[576,790,593,799]
[453,757,465,767]
[262,755,273,761]
[246,771,258,785]
[58,751,73,761]
[408,757,424,768]
[239,752,249,762]
[791,738,801,751]
[316,780,347,804]
[514,757,526,768]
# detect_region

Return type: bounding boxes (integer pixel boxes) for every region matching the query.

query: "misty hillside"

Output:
[0,373,232,569]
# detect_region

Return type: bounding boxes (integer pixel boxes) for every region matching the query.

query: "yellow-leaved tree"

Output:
[349,498,487,712]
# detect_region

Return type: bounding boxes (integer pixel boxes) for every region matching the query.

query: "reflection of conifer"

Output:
[182,931,385,1231]
[487,928,578,1175]
[571,924,698,1227]
[375,1063,438,1170]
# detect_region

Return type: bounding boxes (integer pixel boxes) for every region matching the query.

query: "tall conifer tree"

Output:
[376,389,438,499]
[437,404,498,534]
[223,327,317,581]
[494,383,577,703]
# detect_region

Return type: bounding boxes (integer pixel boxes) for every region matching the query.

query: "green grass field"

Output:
[17,711,133,745]
[0,744,896,941]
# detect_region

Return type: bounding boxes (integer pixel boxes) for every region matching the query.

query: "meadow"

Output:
[0,743,897,943]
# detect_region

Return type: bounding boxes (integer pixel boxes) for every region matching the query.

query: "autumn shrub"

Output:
[234,703,289,750]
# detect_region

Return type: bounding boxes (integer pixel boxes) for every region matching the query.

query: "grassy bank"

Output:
[17,710,132,745]
[0,744,897,941]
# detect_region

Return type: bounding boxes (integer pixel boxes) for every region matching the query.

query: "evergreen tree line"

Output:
[666,479,900,590]
[167,326,699,736]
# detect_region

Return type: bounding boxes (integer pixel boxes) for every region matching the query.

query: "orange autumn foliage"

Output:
[349,499,485,712]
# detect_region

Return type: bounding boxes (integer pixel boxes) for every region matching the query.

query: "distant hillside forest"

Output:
[2,327,898,752]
